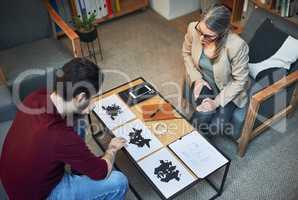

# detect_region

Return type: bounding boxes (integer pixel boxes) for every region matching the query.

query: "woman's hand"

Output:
[196,98,218,112]
[193,80,211,99]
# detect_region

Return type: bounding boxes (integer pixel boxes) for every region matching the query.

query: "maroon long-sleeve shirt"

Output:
[0,89,107,200]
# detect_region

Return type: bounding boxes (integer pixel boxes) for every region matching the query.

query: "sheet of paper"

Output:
[138,148,196,199]
[112,119,163,161]
[169,131,228,178]
[93,94,136,130]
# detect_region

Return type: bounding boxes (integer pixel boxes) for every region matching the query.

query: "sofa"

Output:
[0,0,81,198]
[181,7,298,157]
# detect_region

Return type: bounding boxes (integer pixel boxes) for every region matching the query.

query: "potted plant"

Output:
[73,11,97,43]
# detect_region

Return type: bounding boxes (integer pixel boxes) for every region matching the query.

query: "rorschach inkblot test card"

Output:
[112,119,163,161]
[93,94,136,130]
[138,148,197,199]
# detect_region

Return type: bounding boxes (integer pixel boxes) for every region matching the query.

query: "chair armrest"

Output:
[0,67,7,86]
[44,0,82,57]
[252,70,298,103]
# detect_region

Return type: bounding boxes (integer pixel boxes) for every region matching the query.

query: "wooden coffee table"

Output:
[88,77,230,200]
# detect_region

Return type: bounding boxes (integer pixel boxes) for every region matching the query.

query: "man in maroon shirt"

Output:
[0,58,128,200]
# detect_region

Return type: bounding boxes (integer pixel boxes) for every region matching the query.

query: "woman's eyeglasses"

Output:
[195,22,218,42]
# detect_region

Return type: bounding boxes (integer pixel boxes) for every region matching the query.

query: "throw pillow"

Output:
[248,19,298,79]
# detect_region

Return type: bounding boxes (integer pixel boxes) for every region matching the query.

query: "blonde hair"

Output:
[202,5,231,60]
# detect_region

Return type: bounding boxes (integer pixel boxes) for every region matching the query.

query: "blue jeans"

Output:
[189,85,237,136]
[47,171,128,200]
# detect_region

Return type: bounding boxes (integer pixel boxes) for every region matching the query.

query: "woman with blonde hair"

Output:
[182,5,250,135]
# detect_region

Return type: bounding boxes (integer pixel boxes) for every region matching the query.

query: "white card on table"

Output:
[112,119,163,161]
[169,131,229,178]
[138,148,196,199]
[93,94,136,130]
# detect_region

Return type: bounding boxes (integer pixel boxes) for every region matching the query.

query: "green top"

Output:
[199,51,219,95]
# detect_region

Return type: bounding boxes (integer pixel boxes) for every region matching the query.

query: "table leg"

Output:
[206,162,230,200]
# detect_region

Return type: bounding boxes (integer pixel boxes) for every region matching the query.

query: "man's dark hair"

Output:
[54,58,104,101]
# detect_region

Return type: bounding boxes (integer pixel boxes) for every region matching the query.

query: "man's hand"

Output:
[196,98,218,112]
[102,137,127,177]
[107,137,127,153]
[194,80,211,99]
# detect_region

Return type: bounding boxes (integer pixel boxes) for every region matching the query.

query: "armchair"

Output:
[180,8,298,157]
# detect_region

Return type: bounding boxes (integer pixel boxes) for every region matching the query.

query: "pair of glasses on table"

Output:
[195,22,219,42]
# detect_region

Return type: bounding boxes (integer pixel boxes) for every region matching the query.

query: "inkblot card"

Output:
[112,119,163,161]
[93,94,136,130]
[138,148,196,199]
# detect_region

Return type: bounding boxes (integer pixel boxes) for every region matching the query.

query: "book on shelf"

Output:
[288,0,296,17]
[85,0,97,16]
[106,0,114,16]
[74,0,87,17]
[95,0,105,19]
[115,0,121,13]
[101,0,108,17]
[73,0,109,19]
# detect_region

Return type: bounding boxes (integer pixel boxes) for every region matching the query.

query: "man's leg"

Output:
[47,171,128,200]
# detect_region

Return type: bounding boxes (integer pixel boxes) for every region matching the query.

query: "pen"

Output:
[150,108,161,118]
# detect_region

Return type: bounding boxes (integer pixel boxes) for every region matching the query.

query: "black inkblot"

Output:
[154,160,180,182]
[129,128,151,148]
[102,104,123,120]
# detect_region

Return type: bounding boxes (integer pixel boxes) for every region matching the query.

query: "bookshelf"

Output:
[95,0,149,24]
[68,0,149,25]
[250,0,298,25]
[52,0,149,37]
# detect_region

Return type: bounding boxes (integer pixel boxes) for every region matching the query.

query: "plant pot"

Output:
[76,28,97,43]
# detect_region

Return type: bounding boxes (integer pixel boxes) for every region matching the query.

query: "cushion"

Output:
[0,38,72,84]
[241,8,298,43]
[248,19,298,78]
[0,86,16,122]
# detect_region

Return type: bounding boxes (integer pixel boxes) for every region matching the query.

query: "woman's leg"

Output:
[47,171,128,200]
[209,102,237,136]
[190,85,216,135]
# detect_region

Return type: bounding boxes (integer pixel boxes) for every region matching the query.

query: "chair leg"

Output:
[237,98,260,157]
[238,134,250,157]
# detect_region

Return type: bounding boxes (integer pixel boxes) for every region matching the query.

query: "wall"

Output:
[168,0,199,20]
[150,0,170,19]
[150,0,200,20]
